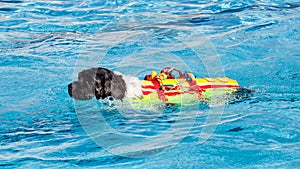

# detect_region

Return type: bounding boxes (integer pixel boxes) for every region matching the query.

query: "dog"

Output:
[68,67,143,100]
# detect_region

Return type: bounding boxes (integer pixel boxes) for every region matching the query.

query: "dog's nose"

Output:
[68,83,73,97]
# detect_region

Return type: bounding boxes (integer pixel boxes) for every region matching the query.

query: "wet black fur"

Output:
[68,68,126,100]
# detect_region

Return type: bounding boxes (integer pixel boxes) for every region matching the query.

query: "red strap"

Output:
[152,80,168,102]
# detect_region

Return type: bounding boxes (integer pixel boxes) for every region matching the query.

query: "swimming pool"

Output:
[0,0,299,168]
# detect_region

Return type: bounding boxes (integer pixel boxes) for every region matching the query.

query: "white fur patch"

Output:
[114,71,143,99]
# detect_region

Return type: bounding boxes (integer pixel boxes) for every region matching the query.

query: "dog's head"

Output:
[68,68,97,100]
[68,68,143,100]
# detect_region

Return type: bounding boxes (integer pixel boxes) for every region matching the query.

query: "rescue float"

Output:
[124,66,251,106]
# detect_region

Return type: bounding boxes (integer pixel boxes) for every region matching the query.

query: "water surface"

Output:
[0,0,299,168]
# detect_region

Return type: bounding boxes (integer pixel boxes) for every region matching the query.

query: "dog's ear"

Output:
[94,72,113,99]
[94,74,105,99]
[111,74,126,100]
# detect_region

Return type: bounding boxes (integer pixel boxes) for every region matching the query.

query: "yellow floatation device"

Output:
[125,67,244,106]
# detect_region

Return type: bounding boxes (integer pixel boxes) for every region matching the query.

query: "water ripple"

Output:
[0,0,299,168]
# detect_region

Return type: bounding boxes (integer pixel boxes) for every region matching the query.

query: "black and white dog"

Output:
[68,68,143,100]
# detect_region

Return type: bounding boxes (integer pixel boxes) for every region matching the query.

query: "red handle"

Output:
[161,66,185,79]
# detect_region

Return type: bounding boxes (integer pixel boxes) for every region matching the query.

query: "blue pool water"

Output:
[0,0,299,168]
